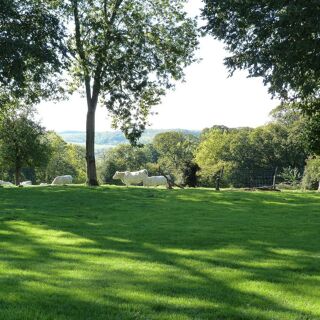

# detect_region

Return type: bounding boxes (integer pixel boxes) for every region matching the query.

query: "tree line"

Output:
[98,105,320,189]
[0,104,319,189]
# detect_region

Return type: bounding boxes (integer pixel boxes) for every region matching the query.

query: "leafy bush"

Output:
[302,157,320,190]
[280,167,302,186]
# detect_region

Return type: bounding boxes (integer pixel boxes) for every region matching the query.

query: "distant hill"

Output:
[59,129,201,147]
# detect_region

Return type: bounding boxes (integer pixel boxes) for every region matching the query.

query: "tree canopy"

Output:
[195,120,309,187]
[271,104,320,154]
[0,111,50,185]
[68,0,199,185]
[202,1,320,112]
[153,131,198,184]
[0,0,67,105]
[40,132,86,184]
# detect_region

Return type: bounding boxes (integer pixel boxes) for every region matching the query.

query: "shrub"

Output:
[302,157,320,190]
[280,167,302,186]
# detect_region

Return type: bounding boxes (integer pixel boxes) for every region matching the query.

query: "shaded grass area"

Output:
[0,186,319,319]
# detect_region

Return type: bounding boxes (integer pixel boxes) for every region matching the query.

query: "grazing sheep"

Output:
[143,176,169,188]
[113,170,148,186]
[0,180,14,186]
[51,175,73,185]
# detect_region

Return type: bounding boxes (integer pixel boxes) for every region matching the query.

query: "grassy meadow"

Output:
[0,186,319,320]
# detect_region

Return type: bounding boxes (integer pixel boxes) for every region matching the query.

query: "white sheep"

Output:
[51,175,73,185]
[143,176,169,188]
[0,180,14,186]
[113,170,148,186]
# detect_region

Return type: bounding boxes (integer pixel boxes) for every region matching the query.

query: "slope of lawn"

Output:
[0,186,319,320]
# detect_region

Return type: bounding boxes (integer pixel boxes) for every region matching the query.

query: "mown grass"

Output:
[0,186,319,320]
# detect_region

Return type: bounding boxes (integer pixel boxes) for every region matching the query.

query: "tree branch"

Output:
[72,0,92,105]
[92,0,124,108]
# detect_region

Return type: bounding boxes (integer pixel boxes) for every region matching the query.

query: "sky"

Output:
[37,1,280,132]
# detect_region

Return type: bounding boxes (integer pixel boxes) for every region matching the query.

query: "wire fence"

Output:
[215,167,279,189]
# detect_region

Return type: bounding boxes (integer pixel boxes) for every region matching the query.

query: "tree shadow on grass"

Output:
[0,186,319,319]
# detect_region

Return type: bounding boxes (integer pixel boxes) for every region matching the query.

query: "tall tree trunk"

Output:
[15,167,21,186]
[86,103,98,186]
[73,0,101,186]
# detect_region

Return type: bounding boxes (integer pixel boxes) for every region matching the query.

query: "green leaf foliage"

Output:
[271,103,320,154]
[302,156,320,190]
[152,131,199,184]
[69,0,199,144]
[0,111,50,185]
[0,0,67,105]
[38,132,86,184]
[203,0,320,112]
[195,121,309,187]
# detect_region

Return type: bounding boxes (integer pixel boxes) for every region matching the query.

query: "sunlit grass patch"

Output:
[0,186,319,319]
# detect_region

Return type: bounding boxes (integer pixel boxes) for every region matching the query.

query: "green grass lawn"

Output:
[0,186,319,320]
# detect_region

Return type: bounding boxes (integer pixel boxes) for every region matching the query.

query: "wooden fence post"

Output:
[272,167,278,190]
